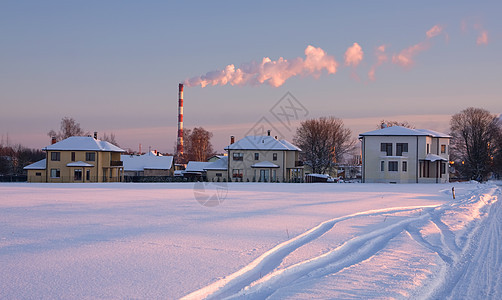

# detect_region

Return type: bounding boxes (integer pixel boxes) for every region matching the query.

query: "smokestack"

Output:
[267,130,271,136]
[177,83,184,155]
[230,136,235,144]
[51,137,57,144]
[94,132,98,139]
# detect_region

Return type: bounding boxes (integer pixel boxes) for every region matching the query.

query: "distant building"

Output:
[121,151,174,177]
[24,136,125,183]
[183,156,228,181]
[359,126,450,183]
[224,133,303,182]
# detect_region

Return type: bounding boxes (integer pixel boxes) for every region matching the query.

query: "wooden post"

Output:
[452,187,455,199]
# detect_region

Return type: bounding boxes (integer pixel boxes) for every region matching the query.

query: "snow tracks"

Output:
[181,184,500,299]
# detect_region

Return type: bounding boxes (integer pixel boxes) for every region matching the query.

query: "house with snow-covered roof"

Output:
[224,132,303,182]
[25,135,125,183]
[121,151,174,177]
[359,126,451,183]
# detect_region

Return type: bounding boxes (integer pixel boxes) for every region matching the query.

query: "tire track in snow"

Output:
[181,205,439,300]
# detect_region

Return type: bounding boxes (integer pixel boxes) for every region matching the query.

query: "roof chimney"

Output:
[51,137,57,144]
[230,136,235,144]
[267,130,271,136]
[94,131,98,139]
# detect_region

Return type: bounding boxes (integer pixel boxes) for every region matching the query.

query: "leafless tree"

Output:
[377,120,415,129]
[181,127,215,162]
[48,117,88,141]
[450,107,501,181]
[294,116,355,174]
[100,132,120,147]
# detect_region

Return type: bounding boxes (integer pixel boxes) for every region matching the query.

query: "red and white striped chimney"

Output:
[177,83,184,155]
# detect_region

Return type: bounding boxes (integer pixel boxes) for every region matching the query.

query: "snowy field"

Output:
[0,182,500,299]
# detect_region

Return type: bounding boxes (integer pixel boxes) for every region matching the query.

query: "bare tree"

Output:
[185,127,215,162]
[294,116,355,174]
[378,120,415,129]
[48,117,88,141]
[450,107,501,181]
[100,132,120,147]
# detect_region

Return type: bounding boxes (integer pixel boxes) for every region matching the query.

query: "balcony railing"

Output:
[110,160,123,167]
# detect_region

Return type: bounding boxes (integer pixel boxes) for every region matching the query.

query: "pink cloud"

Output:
[477,30,488,45]
[426,25,443,38]
[344,42,364,67]
[392,42,430,68]
[368,45,388,81]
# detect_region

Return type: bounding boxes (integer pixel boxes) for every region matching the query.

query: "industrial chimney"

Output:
[177,83,184,155]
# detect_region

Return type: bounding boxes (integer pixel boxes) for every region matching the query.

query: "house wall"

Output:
[362,135,450,183]
[144,168,173,176]
[27,169,46,182]
[206,170,227,181]
[228,149,303,182]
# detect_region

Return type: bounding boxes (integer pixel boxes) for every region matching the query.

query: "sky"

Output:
[1,1,501,153]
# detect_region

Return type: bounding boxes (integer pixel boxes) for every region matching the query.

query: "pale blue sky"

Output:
[1,1,500,152]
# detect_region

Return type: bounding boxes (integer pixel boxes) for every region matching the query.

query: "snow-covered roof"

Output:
[224,136,301,151]
[424,154,448,162]
[121,153,173,171]
[359,126,450,138]
[204,156,228,170]
[43,136,125,152]
[251,161,280,168]
[184,161,212,173]
[23,159,46,170]
[67,161,94,167]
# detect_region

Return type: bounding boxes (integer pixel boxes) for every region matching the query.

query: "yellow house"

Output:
[25,136,125,183]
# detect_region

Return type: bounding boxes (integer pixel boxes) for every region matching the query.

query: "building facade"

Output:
[225,134,303,182]
[25,136,125,183]
[359,126,450,183]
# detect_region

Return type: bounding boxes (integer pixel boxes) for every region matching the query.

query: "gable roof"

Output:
[121,152,174,171]
[224,136,301,151]
[184,161,212,173]
[359,126,451,138]
[204,156,228,170]
[43,136,125,152]
[23,159,46,170]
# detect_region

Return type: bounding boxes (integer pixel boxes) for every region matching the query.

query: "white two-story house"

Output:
[224,133,303,182]
[359,126,451,183]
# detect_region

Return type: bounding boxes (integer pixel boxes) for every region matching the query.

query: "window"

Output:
[86,152,95,161]
[402,161,407,172]
[441,162,446,174]
[427,144,430,154]
[254,153,259,160]
[232,169,243,178]
[71,152,75,161]
[233,153,243,161]
[86,169,91,181]
[388,161,398,171]
[441,145,446,154]
[396,143,408,156]
[380,161,385,171]
[216,173,222,177]
[35,172,42,176]
[273,153,277,161]
[74,169,82,181]
[51,152,60,161]
[381,143,392,156]
[50,168,60,178]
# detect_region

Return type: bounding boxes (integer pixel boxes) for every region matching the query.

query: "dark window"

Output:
[254,153,259,160]
[273,153,277,161]
[381,143,392,156]
[441,162,446,174]
[71,152,75,161]
[232,169,243,178]
[380,161,385,171]
[74,169,82,181]
[388,161,398,171]
[51,152,60,161]
[86,152,95,161]
[427,144,430,154]
[441,145,446,154]
[50,169,60,178]
[35,172,42,176]
[402,161,407,172]
[86,169,91,181]
[216,173,222,177]
[233,153,243,161]
[396,143,408,156]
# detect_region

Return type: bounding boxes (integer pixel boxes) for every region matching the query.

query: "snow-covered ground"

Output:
[0,182,500,299]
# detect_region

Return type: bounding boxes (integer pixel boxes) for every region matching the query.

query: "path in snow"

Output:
[182,184,500,299]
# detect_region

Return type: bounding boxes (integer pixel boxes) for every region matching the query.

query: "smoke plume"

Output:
[392,24,443,68]
[368,45,388,81]
[344,43,364,66]
[184,45,338,88]
[477,30,488,45]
